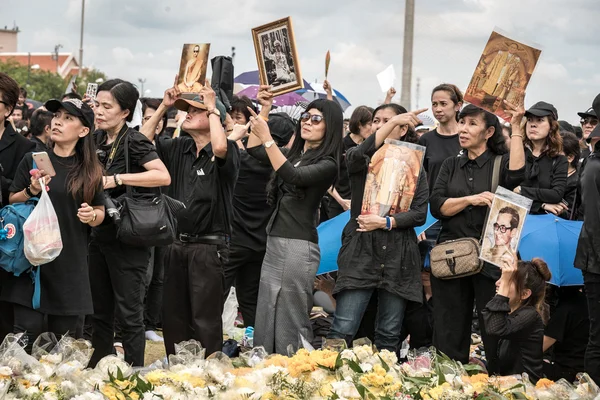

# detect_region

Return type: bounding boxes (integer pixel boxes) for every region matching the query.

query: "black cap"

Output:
[587,93,600,141]
[525,101,558,120]
[577,107,597,119]
[558,120,575,134]
[44,98,95,130]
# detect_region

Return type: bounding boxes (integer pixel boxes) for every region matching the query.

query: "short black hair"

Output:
[349,105,373,134]
[98,79,139,122]
[30,108,53,137]
[268,112,296,147]
[229,95,255,123]
[561,132,581,170]
[498,206,520,229]
[0,72,20,117]
[19,87,27,98]
[459,104,508,155]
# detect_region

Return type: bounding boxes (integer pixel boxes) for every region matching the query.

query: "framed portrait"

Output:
[252,17,304,96]
[176,43,211,94]
[480,187,533,268]
[361,139,426,217]
[464,29,542,121]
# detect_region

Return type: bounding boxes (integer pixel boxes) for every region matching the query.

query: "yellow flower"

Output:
[464,373,489,385]
[114,379,134,391]
[17,379,32,389]
[100,384,127,400]
[535,378,555,389]
[144,370,169,385]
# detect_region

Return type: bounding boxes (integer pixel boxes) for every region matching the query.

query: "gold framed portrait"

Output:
[176,43,210,94]
[252,17,304,96]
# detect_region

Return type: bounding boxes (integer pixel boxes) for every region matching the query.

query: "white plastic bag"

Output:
[222,287,239,337]
[23,179,62,265]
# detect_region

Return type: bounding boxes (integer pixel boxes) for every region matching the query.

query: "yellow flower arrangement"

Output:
[144,370,170,385]
[262,354,289,369]
[100,384,127,400]
[285,349,339,377]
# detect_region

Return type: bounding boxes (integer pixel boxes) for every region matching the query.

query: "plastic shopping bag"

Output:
[222,287,239,337]
[23,179,62,265]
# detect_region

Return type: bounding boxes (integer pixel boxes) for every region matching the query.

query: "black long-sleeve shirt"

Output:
[333,133,428,303]
[575,145,600,275]
[482,295,545,383]
[520,149,568,214]
[247,146,337,244]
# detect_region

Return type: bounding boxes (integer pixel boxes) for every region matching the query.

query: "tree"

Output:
[0,59,108,101]
[0,59,65,101]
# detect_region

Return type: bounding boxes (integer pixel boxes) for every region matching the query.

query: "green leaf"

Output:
[354,382,367,399]
[117,366,124,381]
[335,352,343,369]
[377,355,390,372]
[345,359,363,373]
[464,363,484,376]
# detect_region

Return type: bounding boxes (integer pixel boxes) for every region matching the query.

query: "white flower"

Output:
[0,366,13,377]
[353,345,374,362]
[378,349,398,366]
[359,363,373,372]
[40,353,63,364]
[24,386,42,396]
[43,392,59,400]
[60,380,79,397]
[95,355,132,378]
[71,393,105,400]
[331,380,361,398]
[340,349,356,362]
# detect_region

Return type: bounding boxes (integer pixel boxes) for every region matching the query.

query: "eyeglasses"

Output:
[0,100,8,107]
[300,112,324,124]
[493,223,513,233]
[581,118,598,126]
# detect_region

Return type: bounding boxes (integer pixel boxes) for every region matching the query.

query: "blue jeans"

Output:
[328,289,407,352]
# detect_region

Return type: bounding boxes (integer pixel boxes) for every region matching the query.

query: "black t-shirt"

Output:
[418,129,462,194]
[520,149,568,214]
[336,134,360,199]
[545,290,589,372]
[231,150,274,250]
[1,151,103,315]
[94,127,160,199]
[156,136,240,236]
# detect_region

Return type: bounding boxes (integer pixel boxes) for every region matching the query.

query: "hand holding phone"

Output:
[32,152,56,177]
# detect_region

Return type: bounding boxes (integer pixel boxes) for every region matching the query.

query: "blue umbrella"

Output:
[234,70,313,91]
[316,206,438,275]
[518,214,583,286]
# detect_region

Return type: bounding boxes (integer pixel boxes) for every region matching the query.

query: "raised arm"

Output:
[384,87,396,104]
[323,80,334,101]
[247,85,273,150]
[199,80,228,159]
[140,75,180,141]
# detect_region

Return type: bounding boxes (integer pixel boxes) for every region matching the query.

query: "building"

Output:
[0,25,80,79]
[0,53,80,79]
[0,27,18,53]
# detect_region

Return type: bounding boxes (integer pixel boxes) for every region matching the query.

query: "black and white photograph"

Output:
[252,17,303,95]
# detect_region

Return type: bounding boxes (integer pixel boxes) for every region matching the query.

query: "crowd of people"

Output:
[0,67,598,388]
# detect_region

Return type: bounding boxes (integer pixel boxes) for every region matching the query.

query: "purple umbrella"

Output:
[234,70,313,91]
[237,85,306,107]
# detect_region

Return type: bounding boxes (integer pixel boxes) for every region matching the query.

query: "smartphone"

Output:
[86,83,98,101]
[32,152,56,177]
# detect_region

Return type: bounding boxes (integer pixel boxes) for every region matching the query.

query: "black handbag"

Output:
[116,134,184,247]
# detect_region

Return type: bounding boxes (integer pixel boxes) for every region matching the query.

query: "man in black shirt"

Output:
[224,112,294,328]
[574,93,600,385]
[141,82,240,356]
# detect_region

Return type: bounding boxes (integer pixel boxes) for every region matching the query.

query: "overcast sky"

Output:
[3,0,600,123]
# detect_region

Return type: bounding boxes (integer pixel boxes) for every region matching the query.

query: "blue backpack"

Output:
[0,198,38,276]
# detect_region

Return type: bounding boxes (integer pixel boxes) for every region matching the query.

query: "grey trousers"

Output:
[254,236,320,354]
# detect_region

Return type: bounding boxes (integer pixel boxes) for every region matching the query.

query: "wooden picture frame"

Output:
[252,17,304,96]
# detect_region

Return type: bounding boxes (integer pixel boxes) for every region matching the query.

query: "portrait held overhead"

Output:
[1,2,600,398]
[252,17,304,95]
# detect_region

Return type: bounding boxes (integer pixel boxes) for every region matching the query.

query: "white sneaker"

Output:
[145,330,164,342]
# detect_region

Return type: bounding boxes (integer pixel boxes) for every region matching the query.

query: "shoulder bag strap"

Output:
[481,155,503,242]
[124,132,133,198]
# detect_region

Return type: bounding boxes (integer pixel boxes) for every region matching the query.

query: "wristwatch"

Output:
[207,108,221,118]
[114,174,123,186]
[264,140,276,148]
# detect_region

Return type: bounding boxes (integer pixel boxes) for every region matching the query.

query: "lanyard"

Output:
[105,125,129,170]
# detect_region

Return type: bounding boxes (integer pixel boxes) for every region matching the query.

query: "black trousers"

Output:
[584,271,600,384]
[400,297,433,350]
[144,246,166,331]
[0,270,14,341]
[88,236,150,367]
[431,273,500,373]
[223,244,264,328]
[13,303,79,353]
[163,240,225,357]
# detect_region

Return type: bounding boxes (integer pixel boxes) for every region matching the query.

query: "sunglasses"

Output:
[300,112,324,124]
[581,118,598,126]
[493,223,513,234]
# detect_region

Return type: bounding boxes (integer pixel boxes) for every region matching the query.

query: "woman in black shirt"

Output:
[88,79,171,367]
[542,132,580,219]
[327,104,427,352]
[482,256,551,383]
[246,96,342,354]
[513,102,568,214]
[430,104,526,373]
[4,98,105,352]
